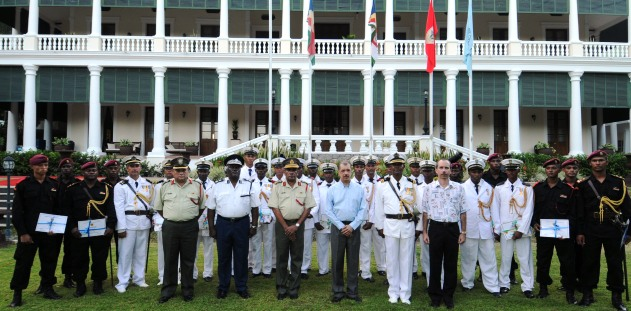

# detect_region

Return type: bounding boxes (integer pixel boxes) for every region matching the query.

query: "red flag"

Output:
[425,0,437,73]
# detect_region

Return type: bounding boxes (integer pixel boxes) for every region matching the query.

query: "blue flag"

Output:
[463,0,473,76]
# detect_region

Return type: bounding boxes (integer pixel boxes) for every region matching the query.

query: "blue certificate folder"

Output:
[540,219,570,239]
[77,219,106,238]
[35,213,67,234]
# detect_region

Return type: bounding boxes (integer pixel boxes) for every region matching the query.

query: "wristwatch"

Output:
[250,225,257,229]
[460,231,467,234]
[295,222,301,227]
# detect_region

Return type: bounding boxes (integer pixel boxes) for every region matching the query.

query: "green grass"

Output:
[0,236,629,310]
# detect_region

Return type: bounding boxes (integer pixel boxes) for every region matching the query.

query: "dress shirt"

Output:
[490,178,534,237]
[114,176,154,232]
[300,175,320,229]
[325,181,367,230]
[409,174,423,185]
[317,180,337,233]
[361,175,379,222]
[373,176,423,238]
[208,179,260,218]
[239,165,256,181]
[421,180,467,223]
[154,178,206,221]
[462,179,494,239]
[255,177,275,224]
[268,180,317,220]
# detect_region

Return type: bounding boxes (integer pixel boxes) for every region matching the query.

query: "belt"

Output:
[341,221,352,225]
[164,218,196,223]
[429,219,459,226]
[283,219,299,223]
[385,214,413,220]
[125,210,149,216]
[218,215,249,222]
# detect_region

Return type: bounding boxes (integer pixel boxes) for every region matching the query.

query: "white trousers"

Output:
[499,236,534,291]
[301,228,314,273]
[193,234,214,279]
[157,231,164,282]
[116,229,149,288]
[412,239,419,272]
[359,225,386,278]
[385,235,415,301]
[421,240,430,275]
[460,238,500,293]
[315,231,330,274]
[250,220,275,274]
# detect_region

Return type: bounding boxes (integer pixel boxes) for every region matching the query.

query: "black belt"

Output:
[385,214,413,220]
[125,210,149,215]
[341,221,352,225]
[429,219,459,226]
[164,218,196,223]
[283,219,299,223]
[218,215,249,222]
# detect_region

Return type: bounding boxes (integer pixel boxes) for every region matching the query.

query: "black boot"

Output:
[565,290,577,305]
[42,287,61,300]
[537,284,549,298]
[612,292,628,311]
[74,281,87,298]
[93,281,104,295]
[579,289,594,306]
[63,275,75,288]
[8,290,22,308]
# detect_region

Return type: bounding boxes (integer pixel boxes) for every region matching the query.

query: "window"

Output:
[102,23,116,35]
[492,28,508,40]
[545,29,568,41]
[439,28,463,40]
[146,23,171,36]
[255,110,279,136]
[315,23,350,39]
[313,106,349,135]
[200,25,220,37]
[493,110,508,154]
[394,111,405,135]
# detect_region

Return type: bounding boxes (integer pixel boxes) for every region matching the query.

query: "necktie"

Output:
[135,181,138,189]
[202,181,206,190]
[248,168,252,176]
[474,183,479,194]
[397,182,401,190]
[511,185,514,192]
[369,178,374,183]
[327,183,331,187]
[260,181,263,187]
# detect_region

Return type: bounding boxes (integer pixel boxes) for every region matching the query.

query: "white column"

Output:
[281,0,290,39]
[280,69,293,136]
[362,69,373,138]
[216,68,230,151]
[444,69,458,145]
[384,0,394,54]
[220,0,229,38]
[44,103,52,150]
[87,65,103,154]
[507,70,522,153]
[508,0,518,41]
[611,124,619,150]
[568,0,579,42]
[383,69,396,136]
[155,0,165,37]
[22,65,38,151]
[26,0,38,35]
[446,0,457,55]
[568,71,584,155]
[624,124,630,153]
[6,102,18,152]
[363,0,372,54]
[90,0,101,36]
[299,69,311,137]
[148,66,166,157]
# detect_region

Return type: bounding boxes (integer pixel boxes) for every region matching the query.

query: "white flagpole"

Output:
[429,72,434,161]
[308,61,312,162]
[468,74,473,160]
[267,0,273,169]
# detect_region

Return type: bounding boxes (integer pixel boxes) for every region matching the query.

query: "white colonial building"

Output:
[0,0,630,162]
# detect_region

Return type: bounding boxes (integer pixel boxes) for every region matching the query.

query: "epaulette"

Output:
[405,177,414,183]
[382,177,390,182]
[155,180,166,185]
[119,179,128,185]
[67,181,81,188]
[577,177,588,184]
[496,181,506,186]
[275,180,283,184]
[613,174,624,180]
[191,179,202,185]
[317,181,323,186]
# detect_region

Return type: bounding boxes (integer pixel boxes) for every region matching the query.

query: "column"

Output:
[154,0,165,52]
[280,0,291,53]
[148,66,166,157]
[383,69,396,136]
[24,0,39,50]
[44,103,52,150]
[280,69,293,136]
[22,65,38,151]
[299,69,311,138]
[6,103,18,151]
[508,0,521,56]
[362,69,373,139]
[88,0,102,50]
[384,0,394,54]
[444,69,458,144]
[87,65,103,154]
[446,0,457,55]
[568,0,581,56]
[219,0,229,53]
[216,68,231,151]
[611,124,619,150]
[568,71,584,155]
[507,70,522,153]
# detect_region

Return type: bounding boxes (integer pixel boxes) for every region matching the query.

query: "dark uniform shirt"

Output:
[64,181,116,231]
[12,175,60,236]
[577,174,631,238]
[103,177,122,188]
[533,180,576,236]
[482,170,507,188]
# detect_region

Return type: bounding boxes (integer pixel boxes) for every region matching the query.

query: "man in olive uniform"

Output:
[577,150,631,311]
[154,157,206,303]
[268,158,316,300]
[65,162,116,297]
[56,157,81,290]
[9,154,63,307]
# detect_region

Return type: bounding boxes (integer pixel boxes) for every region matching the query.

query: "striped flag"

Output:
[463,0,474,76]
[368,0,378,67]
[307,0,316,65]
[425,0,437,73]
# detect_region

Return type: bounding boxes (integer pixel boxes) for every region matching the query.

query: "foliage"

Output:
[342,33,356,39]
[119,139,133,147]
[52,137,70,146]
[231,119,239,132]
[533,141,551,149]
[600,143,616,151]
[184,141,199,147]
[0,136,4,145]
[476,142,490,149]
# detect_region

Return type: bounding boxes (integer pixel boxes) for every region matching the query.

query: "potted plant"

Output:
[184,141,198,154]
[52,137,71,151]
[534,141,554,155]
[476,142,491,155]
[600,143,616,154]
[0,136,5,150]
[232,120,239,140]
[119,139,133,155]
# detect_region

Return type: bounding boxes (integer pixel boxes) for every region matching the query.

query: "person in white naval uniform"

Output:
[374,153,423,305]
[194,160,216,282]
[114,155,154,293]
[270,157,285,183]
[362,155,386,277]
[314,163,337,276]
[491,158,535,299]
[240,146,258,182]
[460,159,501,297]
[297,159,320,279]
[250,159,275,278]
[152,160,174,286]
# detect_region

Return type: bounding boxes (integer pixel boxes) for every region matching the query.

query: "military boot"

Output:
[8,290,22,308]
[537,284,549,298]
[579,289,594,306]
[74,281,87,298]
[42,287,61,300]
[565,290,577,305]
[63,274,75,288]
[612,292,628,311]
[93,281,104,295]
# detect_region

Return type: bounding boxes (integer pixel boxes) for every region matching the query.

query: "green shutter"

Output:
[457,0,508,12]
[39,0,91,6]
[37,67,89,103]
[582,73,630,108]
[166,0,219,9]
[0,0,28,6]
[230,0,281,10]
[229,70,280,105]
[518,0,568,13]
[519,72,569,108]
[101,68,154,103]
[101,0,155,7]
[393,71,445,107]
[312,71,362,106]
[290,72,301,106]
[373,72,384,107]
[165,69,217,104]
[457,72,507,107]
[0,66,24,102]
[578,0,628,15]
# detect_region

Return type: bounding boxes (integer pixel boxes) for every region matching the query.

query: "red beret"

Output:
[451,162,462,169]
[562,158,579,168]
[58,158,74,168]
[29,154,48,165]
[587,150,608,161]
[487,153,501,161]
[104,159,119,167]
[542,158,560,168]
[81,162,97,170]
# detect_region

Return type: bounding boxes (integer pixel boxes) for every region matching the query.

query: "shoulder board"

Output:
[241,178,253,183]
[317,181,323,186]
[119,180,128,185]
[67,181,81,188]
[155,180,166,185]
[496,181,506,186]
[524,184,531,187]
[382,177,390,182]
[191,179,202,185]
[405,177,414,183]
[274,180,283,184]
[577,177,588,184]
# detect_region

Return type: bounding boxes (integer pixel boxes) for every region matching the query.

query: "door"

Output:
[102,106,113,151]
[144,107,169,155]
[493,110,508,154]
[394,111,406,151]
[548,110,569,155]
[200,107,218,155]
[312,106,349,151]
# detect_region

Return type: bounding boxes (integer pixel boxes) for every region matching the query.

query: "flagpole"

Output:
[267,0,273,168]
[308,61,312,162]
[468,74,473,160]
[429,72,434,161]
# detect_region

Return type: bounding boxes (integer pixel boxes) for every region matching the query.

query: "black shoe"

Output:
[183,295,193,302]
[43,288,61,300]
[492,292,502,298]
[263,274,272,278]
[579,291,594,306]
[316,272,330,277]
[193,278,197,283]
[510,277,518,285]
[378,271,386,276]
[238,291,251,299]
[93,281,104,295]
[430,301,441,308]
[331,295,343,303]
[8,291,22,308]
[613,292,628,311]
[277,293,288,300]
[34,285,43,295]
[74,282,87,298]
[524,290,535,299]
[203,276,212,282]
[63,275,75,289]
[346,294,362,303]
[363,277,375,283]
[413,272,419,280]
[462,287,473,292]
[445,300,454,309]
[252,273,261,278]
[289,293,299,300]
[216,290,227,299]
[537,285,549,298]
[158,296,172,303]
[300,273,309,280]
[566,291,577,305]
[500,287,510,294]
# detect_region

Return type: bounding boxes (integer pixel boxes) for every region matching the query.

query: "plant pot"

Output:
[232,131,238,140]
[186,146,198,154]
[119,145,133,155]
[535,148,553,155]
[54,145,70,151]
[476,148,490,155]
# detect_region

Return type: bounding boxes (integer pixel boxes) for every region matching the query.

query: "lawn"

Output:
[0,236,628,311]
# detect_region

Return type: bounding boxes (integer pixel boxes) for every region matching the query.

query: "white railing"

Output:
[394,40,424,56]
[522,41,569,57]
[229,38,280,54]
[102,36,153,52]
[583,42,629,58]
[39,35,88,51]
[197,135,270,163]
[471,40,508,56]
[290,39,302,54]
[166,37,218,53]
[0,35,22,50]
[316,39,364,55]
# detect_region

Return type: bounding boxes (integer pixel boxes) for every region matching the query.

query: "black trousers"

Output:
[330,224,360,299]
[71,235,112,282]
[275,219,304,296]
[52,232,73,276]
[427,221,459,304]
[10,233,59,290]
[216,216,250,292]
[161,219,198,298]
[536,236,576,290]
[581,234,624,293]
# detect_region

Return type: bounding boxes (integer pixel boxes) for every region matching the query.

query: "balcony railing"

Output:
[229,38,280,54]
[103,36,153,52]
[166,37,219,53]
[316,39,364,55]
[583,42,629,58]
[0,35,22,50]
[522,41,569,57]
[39,35,88,51]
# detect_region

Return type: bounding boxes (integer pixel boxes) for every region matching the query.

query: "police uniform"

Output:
[154,157,206,303]
[151,159,172,286]
[249,158,275,277]
[315,163,337,276]
[298,160,320,277]
[194,160,216,282]
[373,153,423,304]
[114,156,154,292]
[460,159,500,295]
[490,159,535,295]
[239,146,258,181]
